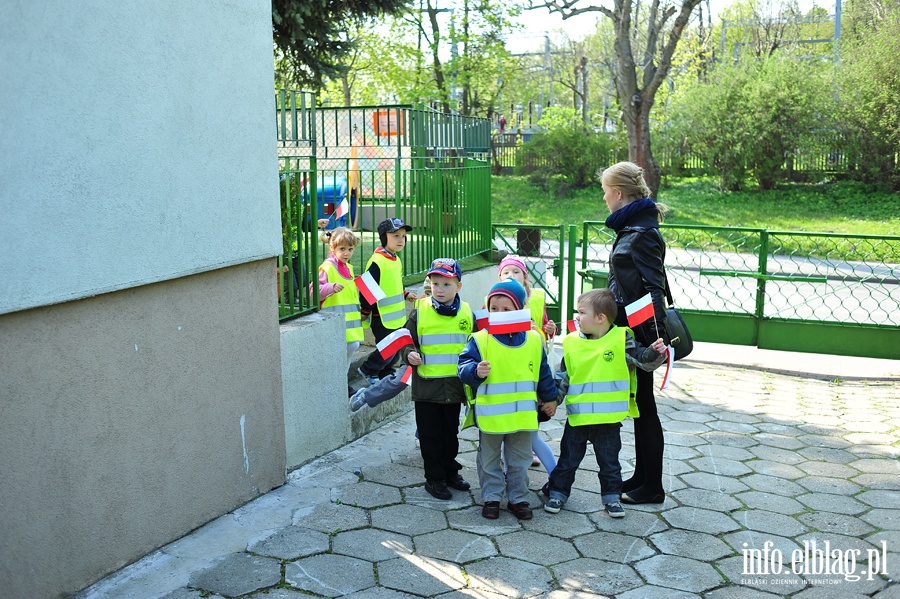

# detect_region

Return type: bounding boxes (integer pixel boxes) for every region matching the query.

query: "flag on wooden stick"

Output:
[335,197,350,219]
[376,328,414,360]
[355,271,386,305]
[487,310,532,335]
[625,293,654,327]
[474,309,489,330]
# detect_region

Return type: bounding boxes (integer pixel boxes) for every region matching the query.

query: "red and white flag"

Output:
[376,328,414,359]
[474,309,489,330]
[487,309,532,335]
[355,271,386,305]
[400,365,413,386]
[625,293,654,327]
[566,319,580,334]
[335,197,349,219]
[659,345,675,391]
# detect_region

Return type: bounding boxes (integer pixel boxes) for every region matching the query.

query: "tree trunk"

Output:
[624,95,661,198]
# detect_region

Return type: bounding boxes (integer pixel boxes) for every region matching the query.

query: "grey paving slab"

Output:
[496,530,580,564]
[797,475,863,495]
[662,506,741,535]
[552,558,643,596]
[466,556,555,597]
[188,553,281,597]
[284,553,376,596]
[377,555,467,596]
[371,503,448,536]
[734,490,806,515]
[573,530,656,562]
[414,528,498,563]
[291,499,369,533]
[74,346,900,599]
[734,509,810,537]
[635,554,726,593]
[649,529,734,561]
[332,528,414,561]
[670,487,744,512]
[247,525,329,560]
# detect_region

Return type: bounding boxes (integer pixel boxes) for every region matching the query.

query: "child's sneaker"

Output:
[349,389,368,412]
[605,501,625,518]
[544,497,564,513]
[357,367,380,386]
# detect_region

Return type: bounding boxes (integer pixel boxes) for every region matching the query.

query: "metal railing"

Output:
[579,222,900,359]
[276,91,493,321]
[491,224,567,325]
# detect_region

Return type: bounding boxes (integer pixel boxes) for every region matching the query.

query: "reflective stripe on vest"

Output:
[416,299,473,378]
[320,261,364,343]
[366,252,407,329]
[472,329,542,434]
[562,327,633,425]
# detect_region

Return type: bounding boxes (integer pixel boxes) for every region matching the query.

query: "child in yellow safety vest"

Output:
[392,258,476,500]
[543,288,666,518]
[317,227,364,374]
[459,278,558,521]
[493,256,558,472]
[357,218,418,384]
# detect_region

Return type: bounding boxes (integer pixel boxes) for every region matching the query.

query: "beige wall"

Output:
[0,261,285,598]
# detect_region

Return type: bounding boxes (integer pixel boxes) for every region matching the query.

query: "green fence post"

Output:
[567,224,578,327]
[754,229,768,345]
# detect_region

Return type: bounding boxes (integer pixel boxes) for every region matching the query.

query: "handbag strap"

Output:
[663,270,675,309]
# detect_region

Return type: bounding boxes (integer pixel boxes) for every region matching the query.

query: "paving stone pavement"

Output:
[78,344,900,599]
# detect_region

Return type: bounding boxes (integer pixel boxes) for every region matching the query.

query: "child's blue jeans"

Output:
[547,421,623,505]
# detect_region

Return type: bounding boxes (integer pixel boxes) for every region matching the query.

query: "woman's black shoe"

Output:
[446,475,470,491]
[621,492,665,505]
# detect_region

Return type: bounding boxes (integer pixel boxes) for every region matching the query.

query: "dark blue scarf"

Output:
[605,197,657,231]
[431,294,461,316]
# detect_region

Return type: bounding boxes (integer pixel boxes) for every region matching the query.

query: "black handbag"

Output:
[664,273,693,361]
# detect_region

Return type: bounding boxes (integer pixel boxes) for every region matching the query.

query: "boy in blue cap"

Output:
[458,278,558,520]
[402,258,475,499]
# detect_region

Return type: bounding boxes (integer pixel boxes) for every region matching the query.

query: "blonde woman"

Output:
[601,162,670,504]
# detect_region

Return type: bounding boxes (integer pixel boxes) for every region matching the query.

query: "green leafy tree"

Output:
[835,1,900,190]
[533,0,704,197]
[273,0,411,88]
[670,53,830,190]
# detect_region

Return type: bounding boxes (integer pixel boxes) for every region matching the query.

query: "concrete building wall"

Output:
[0,1,285,597]
[0,261,286,598]
[0,1,280,315]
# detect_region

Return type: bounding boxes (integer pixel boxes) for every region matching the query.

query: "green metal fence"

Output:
[579,222,900,359]
[276,90,493,321]
[491,224,568,326]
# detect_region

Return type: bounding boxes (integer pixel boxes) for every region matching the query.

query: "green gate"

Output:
[580,222,900,360]
[491,224,568,326]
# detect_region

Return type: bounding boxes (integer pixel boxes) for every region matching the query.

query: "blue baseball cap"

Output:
[426,258,462,281]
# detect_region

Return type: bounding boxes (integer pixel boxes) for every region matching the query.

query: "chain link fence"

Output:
[579,222,900,358]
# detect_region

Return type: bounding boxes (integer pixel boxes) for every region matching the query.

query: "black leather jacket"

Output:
[607,211,669,346]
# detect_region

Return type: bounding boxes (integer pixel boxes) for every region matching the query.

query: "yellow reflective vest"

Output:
[417,299,474,379]
[320,261,364,343]
[562,326,639,425]
[471,329,542,434]
[366,252,406,329]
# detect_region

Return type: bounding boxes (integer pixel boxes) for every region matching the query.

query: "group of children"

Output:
[316,218,667,520]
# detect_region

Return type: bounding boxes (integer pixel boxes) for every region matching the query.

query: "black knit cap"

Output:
[377,217,412,247]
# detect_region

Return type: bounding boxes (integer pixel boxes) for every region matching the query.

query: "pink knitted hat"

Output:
[498,256,527,275]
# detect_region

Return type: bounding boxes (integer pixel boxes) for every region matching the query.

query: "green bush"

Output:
[834,7,900,191]
[669,54,831,191]
[516,107,625,193]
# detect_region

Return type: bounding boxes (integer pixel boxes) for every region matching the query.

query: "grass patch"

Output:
[493,175,900,236]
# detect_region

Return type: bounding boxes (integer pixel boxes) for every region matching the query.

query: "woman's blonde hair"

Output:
[600,161,669,221]
[319,227,359,248]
